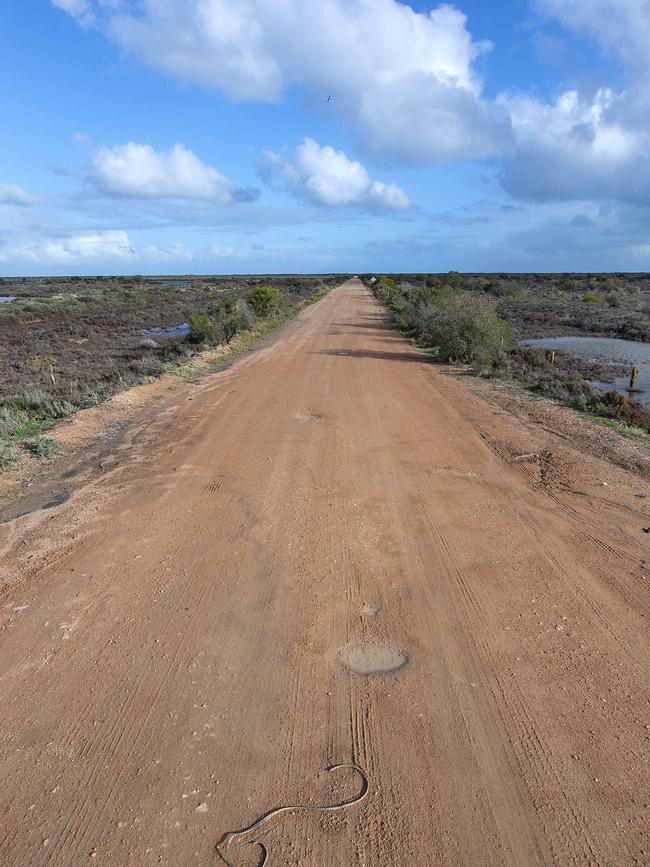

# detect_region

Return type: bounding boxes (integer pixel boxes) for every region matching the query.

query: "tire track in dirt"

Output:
[0,280,648,865]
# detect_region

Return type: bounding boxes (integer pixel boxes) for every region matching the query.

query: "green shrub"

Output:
[431,294,511,367]
[592,390,648,429]
[3,392,73,419]
[27,436,59,459]
[129,355,164,378]
[582,294,601,303]
[248,285,281,318]
[373,279,512,369]
[0,439,21,471]
[444,271,464,288]
[374,279,398,304]
[222,310,241,342]
[399,290,512,369]
[214,295,245,342]
[471,276,495,293]
[188,314,214,344]
[0,393,72,440]
[0,406,26,439]
[492,280,525,300]
[238,300,256,331]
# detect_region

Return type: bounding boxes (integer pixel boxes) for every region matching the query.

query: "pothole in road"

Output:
[339,645,408,675]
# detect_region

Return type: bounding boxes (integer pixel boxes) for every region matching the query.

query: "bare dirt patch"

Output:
[339,645,408,675]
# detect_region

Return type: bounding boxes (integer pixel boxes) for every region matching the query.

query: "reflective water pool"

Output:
[142,322,189,338]
[523,336,650,407]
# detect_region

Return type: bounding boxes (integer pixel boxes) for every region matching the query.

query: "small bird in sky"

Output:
[327,95,332,102]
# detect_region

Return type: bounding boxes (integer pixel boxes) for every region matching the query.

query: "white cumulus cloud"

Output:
[498,0,650,204]
[0,183,42,206]
[0,230,135,264]
[499,87,650,202]
[51,0,123,27]
[49,0,650,206]
[141,242,193,262]
[535,0,650,71]
[91,142,235,201]
[51,0,94,26]
[52,0,510,163]
[259,138,410,210]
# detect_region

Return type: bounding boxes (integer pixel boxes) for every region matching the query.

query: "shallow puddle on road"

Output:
[339,645,407,675]
[41,491,70,510]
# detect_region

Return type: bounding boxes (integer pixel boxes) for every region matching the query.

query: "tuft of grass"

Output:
[27,436,59,459]
[0,439,21,471]
[0,393,70,472]
[590,416,649,441]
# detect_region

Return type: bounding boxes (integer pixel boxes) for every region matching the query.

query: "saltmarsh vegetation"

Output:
[0,275,341,471]
[248,285,283,318]
[368,273,650,435]
[374,275,512,371]
[508,347,649,431]
[26,436,59,458]
[188,313,214,344]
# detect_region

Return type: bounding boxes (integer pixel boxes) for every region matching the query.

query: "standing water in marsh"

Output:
[142,322,190,338]
[523,336,650,407]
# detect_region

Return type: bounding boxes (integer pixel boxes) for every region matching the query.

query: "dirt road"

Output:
[1,279,648,866]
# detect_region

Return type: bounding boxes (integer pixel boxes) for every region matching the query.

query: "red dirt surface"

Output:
[0,279,648,865]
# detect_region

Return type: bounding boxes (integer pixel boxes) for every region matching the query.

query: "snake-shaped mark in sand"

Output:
[215,763,369,867]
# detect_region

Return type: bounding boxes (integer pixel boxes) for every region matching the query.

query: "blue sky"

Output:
[1,0,649,275]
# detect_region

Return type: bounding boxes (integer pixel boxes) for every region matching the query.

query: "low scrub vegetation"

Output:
[188,296,254,345]
[0,439,21,471]
[248,285,282,318]
[26,436,59,459]
[375,277,512,370]
[364,270,650,343]
[188,313,214,344]
[368,274,650,434]
[509,348,649,431]
[0,274,343,471]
